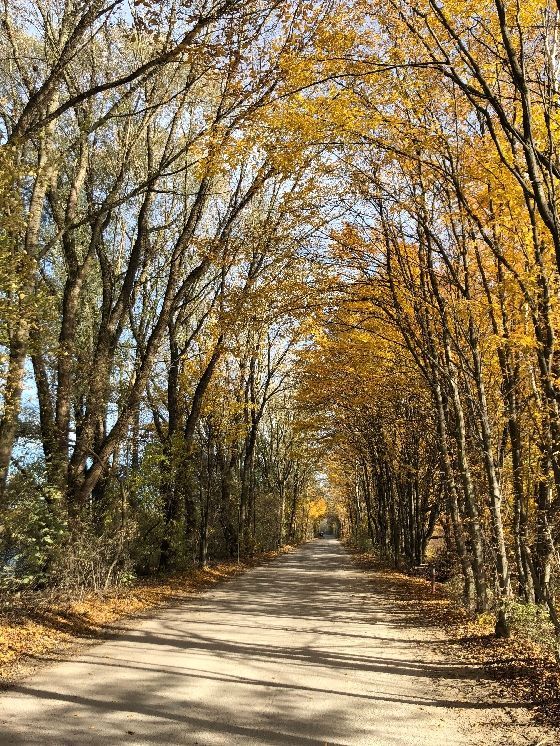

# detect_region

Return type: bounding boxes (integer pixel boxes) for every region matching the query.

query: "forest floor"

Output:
[0,538,557,745]
[0,547,291,685]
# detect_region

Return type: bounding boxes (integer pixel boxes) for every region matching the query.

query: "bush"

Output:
[51,524,137,596]
[0,471,68,593]
[507,601,558,656]
[0,467,138,596]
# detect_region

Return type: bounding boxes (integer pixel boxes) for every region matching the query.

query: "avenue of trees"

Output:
[299,0,560,646]
[0,0,332,587]
[2,0,560,650]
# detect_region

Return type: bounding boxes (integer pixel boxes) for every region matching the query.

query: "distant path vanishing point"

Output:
[0,539,552,745]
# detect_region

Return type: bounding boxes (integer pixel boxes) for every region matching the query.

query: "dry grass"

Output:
[0,547,292,684]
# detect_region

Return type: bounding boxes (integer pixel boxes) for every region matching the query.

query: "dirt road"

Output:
[0,540,553,745]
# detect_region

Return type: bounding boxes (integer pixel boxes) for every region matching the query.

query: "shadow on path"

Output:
[0,540,528,745]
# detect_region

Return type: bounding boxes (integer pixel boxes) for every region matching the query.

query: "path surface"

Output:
[0,540,552,745]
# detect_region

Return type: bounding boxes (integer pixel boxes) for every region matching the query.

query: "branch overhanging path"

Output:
[0,540,548,745]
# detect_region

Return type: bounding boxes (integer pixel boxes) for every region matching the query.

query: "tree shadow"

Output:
[0,540,542,745]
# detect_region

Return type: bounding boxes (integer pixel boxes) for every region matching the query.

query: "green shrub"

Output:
[506,601,558,655]
[0,471,68,592]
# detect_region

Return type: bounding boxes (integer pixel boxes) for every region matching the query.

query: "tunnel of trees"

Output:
[1,0,560,649]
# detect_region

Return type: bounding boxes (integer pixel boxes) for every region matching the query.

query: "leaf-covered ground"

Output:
[349,549,560,730]
[0,548,292,684]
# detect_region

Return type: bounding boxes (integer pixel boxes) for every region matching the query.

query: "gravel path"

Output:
[0,539,554,745]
